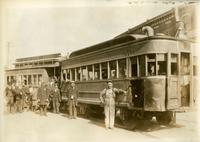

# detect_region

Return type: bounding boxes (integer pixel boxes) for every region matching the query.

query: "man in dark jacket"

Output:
[67,81,78,119]
[5,82,15,113]
[51,83,61,113]
[37,82,50,116]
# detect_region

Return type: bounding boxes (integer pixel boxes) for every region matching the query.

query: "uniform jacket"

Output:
[37,85,50,105]
[67,86,78,101]
[51,88,61,101]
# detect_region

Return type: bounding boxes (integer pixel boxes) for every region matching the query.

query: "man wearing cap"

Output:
[100,81,126,129]
[5,82,15,113]
[67,81,79,119]
[37,82,50,116]
[51,83,61,113]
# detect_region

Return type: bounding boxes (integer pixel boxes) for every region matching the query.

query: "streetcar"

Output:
[61,27,197,125]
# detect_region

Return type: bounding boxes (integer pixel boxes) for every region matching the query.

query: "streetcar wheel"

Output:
[156,111,176,125]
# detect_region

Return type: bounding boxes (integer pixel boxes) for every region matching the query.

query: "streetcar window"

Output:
[157,54,167,75]
[139,55,146,76]
[118,59,126,78]
[76,67,81,81]
[94,64,100,80]
[101,62,108,79]
[147,54,156,76]
[82,66,87,81]
[71,68,75,81]
[66,69,70,80]
[7,76,9,84]
[171,54,178,75]
[193,56,197,76]
[131,56,138,77]
[62,70,66,81]
[109,61,117,79]
[38,74,42,84]
[181,53,190,75]
[33,75,37,85]
[88,65,93,80]
[28,75,32,85]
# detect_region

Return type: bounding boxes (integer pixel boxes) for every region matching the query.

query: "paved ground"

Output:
[1,110,199,142]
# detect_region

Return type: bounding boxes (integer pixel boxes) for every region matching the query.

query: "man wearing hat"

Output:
[100,80,126,129]
[67,81,79,119]
[51,83,61,113]
[37,82,50,116]
[5,82,15,113]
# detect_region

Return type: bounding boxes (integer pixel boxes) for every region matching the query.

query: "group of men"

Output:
[5,79,78,119]
[5,78,126,129]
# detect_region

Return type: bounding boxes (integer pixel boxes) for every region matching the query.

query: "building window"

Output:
[139,55,146,76]
[118,59,126,78]
[88,65,93,80]
[171,54,178,75]
[147,54,156,76]
[101,62,108,79]
[82,66,87,81]
[109,61,117,79]
[94,64,100,80]
[157,54,167,75]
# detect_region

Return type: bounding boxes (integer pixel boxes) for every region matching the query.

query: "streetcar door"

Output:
[180,53,190,107]
[167,54,180,110]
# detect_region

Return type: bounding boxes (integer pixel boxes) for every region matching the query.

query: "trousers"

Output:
[40,105,47,115]
[104,98,115,128]
[53,99,60,113]
[68,99,77,118]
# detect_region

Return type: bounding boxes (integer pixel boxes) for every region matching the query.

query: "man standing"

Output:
[51,83,61,113]
[37,82,49,116]
[67,81,78,119]
[5,82,15,113]
[100,81,126,129]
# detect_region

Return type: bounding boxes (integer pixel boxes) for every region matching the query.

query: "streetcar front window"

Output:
[157,54,167,75]
[131,56,138,77]
[88,65,93,80]
[109,61,117,79]
[101,62,108,79]
[33,75,37,85]
[139,55,146,76]
[147,54,156,76]
[94,64,100,80]
[171,54,178,75]
[181,53,190,75]
[118,59,127,78]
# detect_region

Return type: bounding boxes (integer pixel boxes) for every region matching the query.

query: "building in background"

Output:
[117,4,199,41]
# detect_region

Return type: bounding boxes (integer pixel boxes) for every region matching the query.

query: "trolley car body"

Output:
[61,34,196,123]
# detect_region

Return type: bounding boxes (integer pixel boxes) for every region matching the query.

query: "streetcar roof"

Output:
[69,34,147,58]
[69,34,192,58]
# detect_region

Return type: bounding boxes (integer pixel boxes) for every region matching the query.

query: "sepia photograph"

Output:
[0,0,200,142]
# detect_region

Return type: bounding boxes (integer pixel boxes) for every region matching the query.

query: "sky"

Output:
[3,0,182,59]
